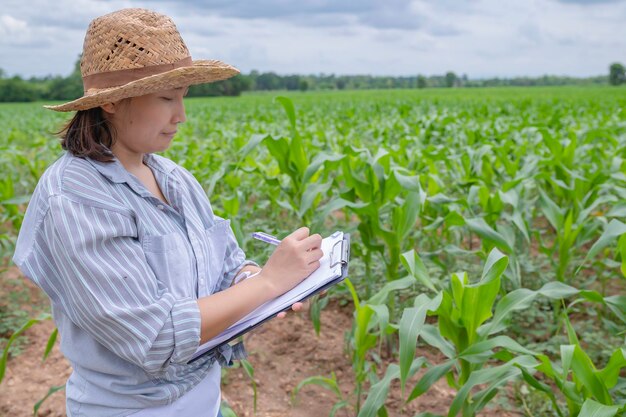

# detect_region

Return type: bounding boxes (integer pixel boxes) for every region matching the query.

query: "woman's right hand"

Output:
[257,227,323,298]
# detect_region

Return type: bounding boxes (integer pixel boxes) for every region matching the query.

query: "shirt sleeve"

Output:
[215,218,259,292]
[20,194,201,376]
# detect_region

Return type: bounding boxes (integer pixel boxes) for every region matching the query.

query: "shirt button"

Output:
[157,205,165,210]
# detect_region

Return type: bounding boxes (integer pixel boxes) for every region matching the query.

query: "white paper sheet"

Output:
[191,231,345,360]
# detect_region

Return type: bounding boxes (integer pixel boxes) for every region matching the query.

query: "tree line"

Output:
[0,60,623,103]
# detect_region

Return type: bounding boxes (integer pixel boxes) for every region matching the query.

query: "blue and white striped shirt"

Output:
[13,151,255,417]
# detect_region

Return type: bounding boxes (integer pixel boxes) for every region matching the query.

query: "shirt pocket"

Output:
[142,231,194,298]
[204,219,231,292]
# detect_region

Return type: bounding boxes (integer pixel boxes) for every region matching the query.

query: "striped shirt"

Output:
[13,151,256,417]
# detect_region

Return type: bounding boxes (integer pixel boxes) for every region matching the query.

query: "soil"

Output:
[0,270,517,417]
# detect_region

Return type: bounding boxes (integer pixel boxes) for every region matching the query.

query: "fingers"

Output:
[301,234,322,251]
[277,302,304,319]
[285,227,310,242]
[284,228,322,249]
[305,248,324,264]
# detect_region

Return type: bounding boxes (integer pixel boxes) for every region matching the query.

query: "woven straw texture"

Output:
[47,8,238,112]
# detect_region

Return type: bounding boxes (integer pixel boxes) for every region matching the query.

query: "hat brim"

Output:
[45,59,239,112]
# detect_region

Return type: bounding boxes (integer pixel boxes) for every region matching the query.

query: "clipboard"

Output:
[189,232,350,364]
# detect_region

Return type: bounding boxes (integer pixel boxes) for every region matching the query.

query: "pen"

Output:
[252,231,282,246]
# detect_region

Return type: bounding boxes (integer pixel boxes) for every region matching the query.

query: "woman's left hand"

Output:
[277,301,306,318]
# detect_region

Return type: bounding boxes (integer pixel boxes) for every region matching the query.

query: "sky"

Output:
[1,0,625,79]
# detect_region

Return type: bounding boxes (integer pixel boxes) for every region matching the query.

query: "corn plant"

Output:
[521,312,626,417]
[238,96,343,228]
[358,248,626,417]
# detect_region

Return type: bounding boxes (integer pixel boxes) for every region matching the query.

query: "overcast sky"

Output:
[1,0,625,79]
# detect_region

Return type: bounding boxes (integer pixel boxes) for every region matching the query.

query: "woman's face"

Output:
[103,87,188,156]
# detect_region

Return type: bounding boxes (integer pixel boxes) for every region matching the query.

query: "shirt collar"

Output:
[85,153,176,184]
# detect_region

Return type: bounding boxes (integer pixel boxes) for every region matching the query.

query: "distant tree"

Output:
[299,79,309,92]
[188,74,250,97]
[445,71,457,88]
[256,72,281,90]
[0,68,5,79]
[284,75,300,90]
[417,75,427,89]
[0,76,39,102]
[44,56,83,100]
[609,62,625,86]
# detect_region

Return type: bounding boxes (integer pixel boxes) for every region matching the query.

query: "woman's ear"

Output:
[100,102,116,114]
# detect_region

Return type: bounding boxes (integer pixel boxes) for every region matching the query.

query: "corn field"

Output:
[1,87,626,416]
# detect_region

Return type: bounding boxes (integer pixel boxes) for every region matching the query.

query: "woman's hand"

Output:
[257,227,323,298]
[277,301,306,318]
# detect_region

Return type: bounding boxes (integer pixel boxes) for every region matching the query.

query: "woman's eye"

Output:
[161,97,173,101]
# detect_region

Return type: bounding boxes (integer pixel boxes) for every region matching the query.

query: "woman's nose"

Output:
[174,97,186,124]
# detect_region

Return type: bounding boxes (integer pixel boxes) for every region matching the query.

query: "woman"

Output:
[12,8,323,417]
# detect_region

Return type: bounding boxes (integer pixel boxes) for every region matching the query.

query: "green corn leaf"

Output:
[1,314,51,383]
[292,372,342,403]
[365,304,390,338]
[407,360,455,402]
[510,210,530,243]
[222,194,240,217]
[274,96,296,132]
[399,302,429,392]
[33,384,65,416]
[264,136,291,175]
[481,288,535,336]
[329,401,350,417]
[444,211,466,228]
[597,347,626,389]
[479,248,508,283]
[465,217,513,252]
[239,133,270,160]
[288,133,308,178]
[537,281,580,299]
[419,324,456,359]
[368,276,416,305]
[357,364,400,417]
[458,335,538,359]
[393,170,423,192]
[577,399,622,417]
[519,368,564,417]
[241,359,258,411]
[563,313,580,345]
[220,402,238,417]
[297,181,332,218]
[581,219,626,270]
[617,234,626,277]
[561,344,576,379]
[401,250,436,291]
[302,152,345,184]
[458,266,503,344]
[448,361,521,417]
[606,202,626,218]
[538,188,564,230]
[396,191,422,241]
[604,295,626,323]
[570,344,612,405]
[42,327,58,362]
[452,249,508,344]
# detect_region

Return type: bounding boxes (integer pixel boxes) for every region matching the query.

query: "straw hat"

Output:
[46,8,239,112]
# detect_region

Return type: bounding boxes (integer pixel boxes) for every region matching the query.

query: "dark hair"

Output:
[58,107,116,162]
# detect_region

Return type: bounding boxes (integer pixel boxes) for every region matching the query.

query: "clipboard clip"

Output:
[329,233,350,269]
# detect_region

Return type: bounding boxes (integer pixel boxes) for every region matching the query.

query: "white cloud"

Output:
[0,15,29,43]
[0,0,624,78]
